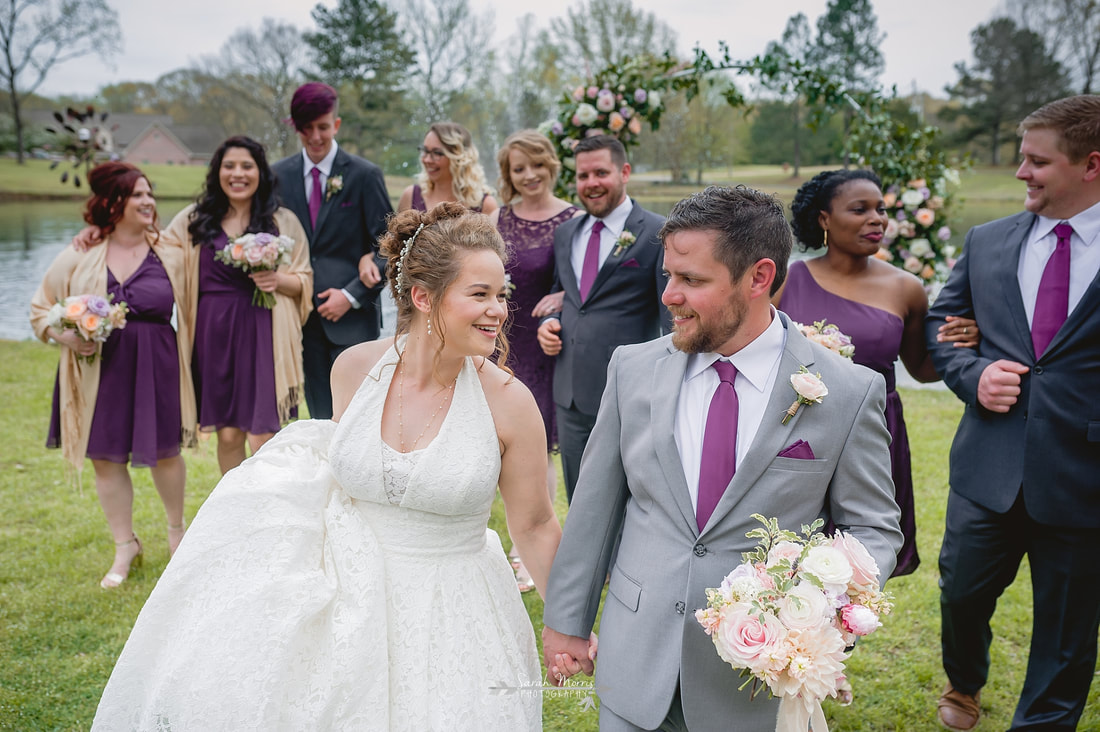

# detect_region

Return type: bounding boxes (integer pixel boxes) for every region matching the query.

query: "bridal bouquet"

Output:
[792,320,855,360]
[695,515,892,732]
[214,232,294,308]
[47,293,129,364]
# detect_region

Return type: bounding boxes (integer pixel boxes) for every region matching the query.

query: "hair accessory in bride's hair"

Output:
[394,221,426,295]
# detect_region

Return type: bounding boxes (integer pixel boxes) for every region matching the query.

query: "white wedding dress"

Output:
[92,342,542,731]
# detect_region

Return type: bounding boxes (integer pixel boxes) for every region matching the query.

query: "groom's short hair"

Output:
[574,135,628,167]
[659,185,792,295]
[1018,95,1100,163]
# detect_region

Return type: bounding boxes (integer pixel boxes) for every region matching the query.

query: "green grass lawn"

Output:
[3,339,1097,730]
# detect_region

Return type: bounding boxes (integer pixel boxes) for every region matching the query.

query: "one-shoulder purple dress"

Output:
[496,205,578,448]
[48,250,182,466]
[410,184,485,212]
[192,231,281,435]
[778,260,918,577]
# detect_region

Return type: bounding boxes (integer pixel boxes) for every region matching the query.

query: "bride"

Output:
[92,203,562,731]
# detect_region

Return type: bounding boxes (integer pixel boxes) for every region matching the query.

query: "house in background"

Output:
[27,112,222,165]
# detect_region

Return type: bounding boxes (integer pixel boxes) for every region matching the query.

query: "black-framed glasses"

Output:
[418,145,447,160]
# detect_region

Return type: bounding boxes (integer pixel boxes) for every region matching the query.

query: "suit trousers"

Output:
[939,490,1100,730]
[599,683,688,732]
[301,312,354,421]
[557,403,598,503]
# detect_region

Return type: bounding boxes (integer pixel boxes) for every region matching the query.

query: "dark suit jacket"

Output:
[926,211,1100,527]
[549,200,670,416]
[273,148,393,345]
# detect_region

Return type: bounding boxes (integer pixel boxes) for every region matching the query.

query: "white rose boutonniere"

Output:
[783,366,828,425]
[325,174,343,201]
[613,230,636,257]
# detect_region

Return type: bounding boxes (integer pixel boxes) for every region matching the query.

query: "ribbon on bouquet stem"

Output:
[775,694,829,732]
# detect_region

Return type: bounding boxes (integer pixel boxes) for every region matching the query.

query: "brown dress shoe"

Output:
[937,683,981,731]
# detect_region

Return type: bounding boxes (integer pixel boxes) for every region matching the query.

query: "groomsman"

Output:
[537,135,669,501]
[273,82,393,419]
[927,95,1100,731]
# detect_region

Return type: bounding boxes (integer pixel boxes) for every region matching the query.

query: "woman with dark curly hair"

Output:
[775,169,977,577]
[162,136,313,474]
[94,204,559,730]
[31,162,196,588]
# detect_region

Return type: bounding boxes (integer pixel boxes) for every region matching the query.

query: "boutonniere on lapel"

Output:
[612,229,636,257]
[325,174,343,201]
[782,366,828,425]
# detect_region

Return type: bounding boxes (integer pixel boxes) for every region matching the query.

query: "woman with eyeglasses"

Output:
[398,121,498,215]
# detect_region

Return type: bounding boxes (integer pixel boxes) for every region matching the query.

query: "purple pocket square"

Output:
[778,440,815,460]
[339,201,355,208]
[619,258,640,268]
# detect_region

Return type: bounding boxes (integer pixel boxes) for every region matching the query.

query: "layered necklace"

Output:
[396,363,458,453]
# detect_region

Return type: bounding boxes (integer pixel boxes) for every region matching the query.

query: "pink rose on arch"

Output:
[596,92,616,112]
[914,208,936,227]
[586,85,599,99]
[713,602,788,673]
[572,86,586,101]
[884,219,899,240]
[898,220,917,238]
[627,116,642,135]
[840,604,881,636]
[831,532,880,588]
[571,114,581,127]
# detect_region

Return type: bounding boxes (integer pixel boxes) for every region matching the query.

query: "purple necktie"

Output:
[1032,222,1073,357]
[309,167,323,228]
[697,360,738,531]
[579,220,605,301]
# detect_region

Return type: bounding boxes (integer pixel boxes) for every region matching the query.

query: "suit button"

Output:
[675,601,685,615]
[1033,366,1044,375]
[579,308,586,315]
[693,543,706,557]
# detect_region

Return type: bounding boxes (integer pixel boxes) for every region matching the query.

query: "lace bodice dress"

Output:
[92,340,542,731]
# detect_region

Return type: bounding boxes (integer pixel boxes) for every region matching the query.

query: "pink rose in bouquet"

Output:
[47,293,129,364]
[214,231,295,308]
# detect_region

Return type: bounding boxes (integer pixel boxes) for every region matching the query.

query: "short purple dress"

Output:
[192,231,281,435]
[496,205,578,448]
[410,184,485,212]
[48,250,182,466]
[778,260,918,577]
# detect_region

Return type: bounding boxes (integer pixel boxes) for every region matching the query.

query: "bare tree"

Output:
[1005,0,1100,93]
[0,0,121,163]
[549,0,678,78]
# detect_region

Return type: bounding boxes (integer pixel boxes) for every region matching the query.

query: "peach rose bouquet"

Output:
[47,293,129,364]
[214,232,294,308]
[695,515,893,732]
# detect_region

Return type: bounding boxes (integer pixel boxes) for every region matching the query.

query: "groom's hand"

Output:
[541,626,594,684]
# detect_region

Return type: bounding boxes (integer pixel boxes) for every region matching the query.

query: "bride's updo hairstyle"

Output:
[380,201,512,364]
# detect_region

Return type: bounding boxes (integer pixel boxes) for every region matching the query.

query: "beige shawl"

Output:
[29,231,198,471]
[161,205,313,426]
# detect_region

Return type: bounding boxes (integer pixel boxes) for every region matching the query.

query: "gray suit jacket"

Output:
[543,313,902,731]
[549,200,670,415]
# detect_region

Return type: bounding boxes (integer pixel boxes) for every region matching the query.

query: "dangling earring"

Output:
[823,230,829,248]
[427,315,432,336]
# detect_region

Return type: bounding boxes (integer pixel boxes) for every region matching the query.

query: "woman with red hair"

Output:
[30,162,196,589]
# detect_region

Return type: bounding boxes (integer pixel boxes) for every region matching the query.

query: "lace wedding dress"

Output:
[92,341,542,731]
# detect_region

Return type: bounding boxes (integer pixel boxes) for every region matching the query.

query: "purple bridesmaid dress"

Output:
[192,231,281,435]
[48,250,182,466]
[778,260,919,577]
[496,205,577,448]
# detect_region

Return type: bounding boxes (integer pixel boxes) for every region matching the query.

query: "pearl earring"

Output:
[427,315,432,336]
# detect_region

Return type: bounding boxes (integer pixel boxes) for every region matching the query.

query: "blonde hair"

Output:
[496,129,562,204]
[416,121,494,209]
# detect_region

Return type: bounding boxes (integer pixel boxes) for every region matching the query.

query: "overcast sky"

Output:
[38,0,1004,99]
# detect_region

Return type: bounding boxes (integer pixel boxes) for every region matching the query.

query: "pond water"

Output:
[0,196,1022,342]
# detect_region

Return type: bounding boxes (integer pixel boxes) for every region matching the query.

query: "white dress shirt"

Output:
[569,196,634,283]
[673,309,787,515]
[1017,198,1100,326]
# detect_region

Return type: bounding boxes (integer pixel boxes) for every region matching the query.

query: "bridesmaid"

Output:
[775,169,978,577]
[162,136,313,474]
[490,130,579,592]
[30,162,196,588]
[398,121,498,214]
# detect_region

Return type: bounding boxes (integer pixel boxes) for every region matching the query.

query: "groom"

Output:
[541,186,903,731]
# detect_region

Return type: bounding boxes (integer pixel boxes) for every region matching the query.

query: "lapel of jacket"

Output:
[280,155,312,238]
[556,214,584,300]
[650,342,699,536]
[702,313,816,534]
[994,213,1037,359]
[587,199,645,300]
[312,148,348,238]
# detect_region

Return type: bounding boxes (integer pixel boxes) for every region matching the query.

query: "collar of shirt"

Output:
[301,139,339,181]
[580,196,633,240]
[1033,197,1100,249]
[683,307,787,395]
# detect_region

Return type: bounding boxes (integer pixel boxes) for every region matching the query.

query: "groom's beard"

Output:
[669,296,747,354]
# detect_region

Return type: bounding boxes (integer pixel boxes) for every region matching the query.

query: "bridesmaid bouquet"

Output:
[695,515,892,732]
[214,232,294,308]
[793,320,855,360]
[48,294,129,364]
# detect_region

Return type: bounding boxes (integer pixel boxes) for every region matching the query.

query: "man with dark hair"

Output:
[543,185,901,731]
[537,135,669,501]
[927,94,1100,731]
[273,82,393,419]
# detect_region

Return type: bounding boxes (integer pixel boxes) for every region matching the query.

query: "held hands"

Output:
[358,254,382,287]
[531,292,564,319]
[541,626,597,685]
[249,270,279,293]
[72,225,104,253]
[937,316,981,348]
[317,288,352,321]
[537,319,562,356]
[50,327,97,357]
[977,360,1030,413]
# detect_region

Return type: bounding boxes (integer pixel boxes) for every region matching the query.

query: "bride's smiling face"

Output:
[436,250,509,358]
